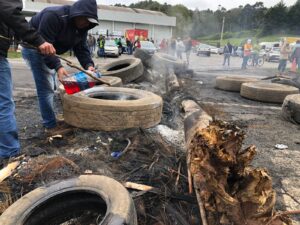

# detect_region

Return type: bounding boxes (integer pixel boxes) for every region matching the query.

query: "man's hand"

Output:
[57,67,68,82]
[87,66,96,72]
[38,42,56,55]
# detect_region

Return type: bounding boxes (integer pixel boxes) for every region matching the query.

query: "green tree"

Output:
[262,1,288,34]
[167,4,193,37]
[288,0,300,34]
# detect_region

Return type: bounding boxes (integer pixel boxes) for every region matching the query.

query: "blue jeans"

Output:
[97,48,105,57]
[127,46,133,55]
[278,59,287,73]
[22,48,57,129]
[0,56,20,158]
[242,55,249,69]
[223,54,230,66]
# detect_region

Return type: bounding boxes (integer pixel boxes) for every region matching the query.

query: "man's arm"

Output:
[0,0,55,54]
[0,0,44,47]
[73,35,94,70]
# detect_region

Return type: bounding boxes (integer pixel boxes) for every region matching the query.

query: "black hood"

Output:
[69,0,98,29]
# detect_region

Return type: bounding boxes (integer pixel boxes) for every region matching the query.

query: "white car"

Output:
[208,45,220,54]
[235,47,243,57]
[265,47,280,62]
[104,40,119,57]
[197,43,211,56]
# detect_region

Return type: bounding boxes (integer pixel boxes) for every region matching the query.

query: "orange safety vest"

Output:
[244,43,252,56]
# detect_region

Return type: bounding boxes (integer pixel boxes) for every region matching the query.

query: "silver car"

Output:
[140,41,157,55]
[104,40,119,57]
[265,47,280,62]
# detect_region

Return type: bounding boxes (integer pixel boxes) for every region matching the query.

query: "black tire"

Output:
[100,58,144,84]
[63,86,163,131]
[0,175,137,225]
[133,48,152,68]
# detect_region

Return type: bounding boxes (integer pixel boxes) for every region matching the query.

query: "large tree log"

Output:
[182,100,292,225]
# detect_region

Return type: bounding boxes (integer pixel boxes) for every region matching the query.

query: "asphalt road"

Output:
[8,53,280,94]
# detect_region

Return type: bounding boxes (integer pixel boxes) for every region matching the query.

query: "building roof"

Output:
[25,0,176,26]
[30,0,167,16]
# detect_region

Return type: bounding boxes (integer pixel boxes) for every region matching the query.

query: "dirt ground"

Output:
[2,54,300,224]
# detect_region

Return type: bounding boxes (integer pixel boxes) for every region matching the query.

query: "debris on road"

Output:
[0,162,20,184]
[275,144,289,150]
[111,138,131,159]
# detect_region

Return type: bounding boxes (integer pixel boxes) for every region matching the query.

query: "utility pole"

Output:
[220,16,225,46]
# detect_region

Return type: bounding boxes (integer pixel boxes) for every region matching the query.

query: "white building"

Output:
[22,0,176,43]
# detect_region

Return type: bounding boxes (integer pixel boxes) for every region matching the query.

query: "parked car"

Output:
[104,40,119,57]
[209,45,220,54]
[140,41,157,55]
[265,47,280,62]
[197,44,211,56]
[259,42,280,60]
[235,47,243,57]
[218,47,224,54]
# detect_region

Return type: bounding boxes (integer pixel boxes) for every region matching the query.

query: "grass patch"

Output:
[198,31,299,47]
[7,51,22,59]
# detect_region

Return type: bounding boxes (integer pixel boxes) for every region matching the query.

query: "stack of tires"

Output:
[215,75,299,103]
[59,57,163,131]
[215,75,300,124]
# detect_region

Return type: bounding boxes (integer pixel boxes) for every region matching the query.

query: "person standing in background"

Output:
[278,41,291,75]
[241,39,253,69]
[126,38,133,55]
[87,34,96,57]
[176,38,185,60]
[0,0,55,160]
[159,38,167,52]
[223,42,232,66]
[97,34,105,58]
[291,40,300,72]
[169,38,176,56]
[134,37,141,50]
[185,37,193,65]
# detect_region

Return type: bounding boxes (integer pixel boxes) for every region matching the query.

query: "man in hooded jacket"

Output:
[22,0,99,135]
[0,0,55,160]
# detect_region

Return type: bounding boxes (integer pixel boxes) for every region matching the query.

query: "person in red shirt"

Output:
[134,37,141,49]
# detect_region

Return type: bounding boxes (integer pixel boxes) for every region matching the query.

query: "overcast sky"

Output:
[97,0,297,10]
